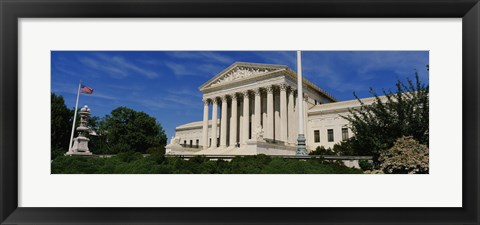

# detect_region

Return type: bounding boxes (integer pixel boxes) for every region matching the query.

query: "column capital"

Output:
[289,88,296,96]
[230,93,238,100]
[279,83,288,91]
[221,95,228,102]
[202,99,210,106]
[303,93,309,101]
[254,88,262,96]
[242,90,250,98]
[266,85,274,94]
[212,97,219,104]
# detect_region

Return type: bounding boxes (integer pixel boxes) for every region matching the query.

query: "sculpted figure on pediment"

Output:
[211,67,275,87]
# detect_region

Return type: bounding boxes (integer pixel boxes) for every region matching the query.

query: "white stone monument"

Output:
[66,105,93,156]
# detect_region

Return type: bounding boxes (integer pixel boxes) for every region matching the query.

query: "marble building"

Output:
[166,62,378,156]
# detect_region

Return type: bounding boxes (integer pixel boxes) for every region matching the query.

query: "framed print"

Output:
[1,0,479,224]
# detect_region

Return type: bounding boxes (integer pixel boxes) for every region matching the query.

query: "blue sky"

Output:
[51,51,429,139]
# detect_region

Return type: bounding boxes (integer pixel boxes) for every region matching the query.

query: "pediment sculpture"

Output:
[210,67,275,87]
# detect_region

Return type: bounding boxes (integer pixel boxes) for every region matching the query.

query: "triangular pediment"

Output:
[199,62,287,91]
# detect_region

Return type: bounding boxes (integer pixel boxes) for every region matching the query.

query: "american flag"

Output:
[80,84,94,94]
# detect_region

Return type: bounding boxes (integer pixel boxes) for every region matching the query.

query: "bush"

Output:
[146,146,166,155]
[309,146,335,155]
[358,160,374,171]
[117,151,143,163]
[51,154,363,174]
[332,139,357,156]
[363,170,384,174]
[379,136,429,174]
[51,156,103,174]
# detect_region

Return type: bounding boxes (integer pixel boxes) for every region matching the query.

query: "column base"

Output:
[296,134,308,155]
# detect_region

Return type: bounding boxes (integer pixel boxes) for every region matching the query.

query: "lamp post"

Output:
[296,51,307,155]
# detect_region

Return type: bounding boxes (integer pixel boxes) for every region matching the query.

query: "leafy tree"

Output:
[51,93,74,159]
[342,72,429,161]
[99,107,167,154]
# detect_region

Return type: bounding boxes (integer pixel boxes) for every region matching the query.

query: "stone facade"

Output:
[166,62,379,156]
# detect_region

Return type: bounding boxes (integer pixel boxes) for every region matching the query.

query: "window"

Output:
[342,128,349,140]
[209,138,212,147]
[315,100,317,105]
[314,130,320,143]
[189,140,193,148]
[327,129,334,142]
[196,139,199,148]
[184,140,187,147]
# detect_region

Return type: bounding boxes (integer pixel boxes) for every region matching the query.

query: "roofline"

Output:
[284,68,338,102]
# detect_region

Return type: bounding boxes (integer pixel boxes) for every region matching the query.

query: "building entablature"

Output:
[308,95,388,116]
[201,78,297,104]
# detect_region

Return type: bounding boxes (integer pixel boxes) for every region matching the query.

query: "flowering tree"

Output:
[379,136,429,174]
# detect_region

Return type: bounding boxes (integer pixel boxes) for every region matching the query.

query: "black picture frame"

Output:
[1,0,479,224]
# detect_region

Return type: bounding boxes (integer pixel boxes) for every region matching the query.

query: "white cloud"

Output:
[78,56,128,79]
[52,81,118,100]
[164,62,190,77]
[306,63,368,93]
[78,53,159,79]
[254,51,296,66]
[301,51,428,94]
[164,61,221,78]
[166,51,233,64]
[166,88,202,97]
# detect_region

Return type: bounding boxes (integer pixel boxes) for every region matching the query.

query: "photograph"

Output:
[2,0,478,223]
[51,50,429,174]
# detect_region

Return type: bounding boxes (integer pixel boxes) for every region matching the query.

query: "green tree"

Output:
[99,107,167,154]
[51,93,74,159]
[342,72,429,161]
[85,116,110,155]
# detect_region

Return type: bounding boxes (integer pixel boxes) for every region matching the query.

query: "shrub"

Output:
[363,170,384,174]
[117,151,143,163]
[358,160,374,171]
[51,154,363,174]
[332,139,357,156]
[309,146,335,155]
[379,136,429,174]
[146,146,166,155]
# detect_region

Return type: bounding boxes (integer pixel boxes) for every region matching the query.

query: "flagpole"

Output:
[68,80,82,152]
[296,51,307,155]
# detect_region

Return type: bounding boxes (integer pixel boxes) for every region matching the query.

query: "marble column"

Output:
[280,84,288,142]
[242,91,250,145]
[229,94,238,147]
[288,89,295,144]
[266,86,274,140]
[293,91,298,142]
[220,95,228,147]
[303,94,309,144]
[211,98,218,148]
[254,88,262,132]
[202,99,209,149]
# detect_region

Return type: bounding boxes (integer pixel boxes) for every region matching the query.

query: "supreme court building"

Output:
[166,62,379,156]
